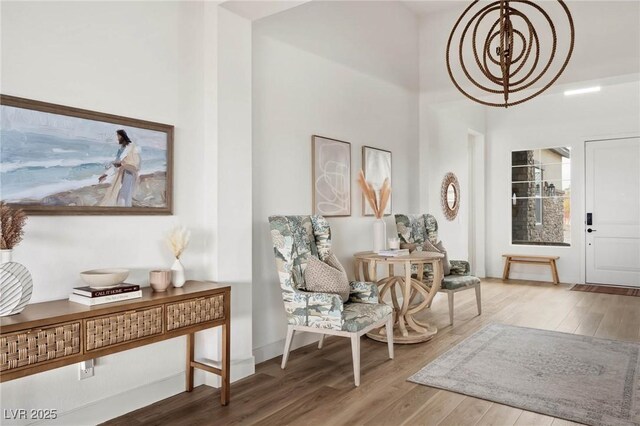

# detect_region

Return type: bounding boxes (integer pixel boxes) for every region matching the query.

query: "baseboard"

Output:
[29,357,256,426]
[31,373,185,426]
[253,331,320,364]
[203,356,256,387]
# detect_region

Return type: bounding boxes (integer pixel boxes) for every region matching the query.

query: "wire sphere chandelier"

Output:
[446,0,575,108]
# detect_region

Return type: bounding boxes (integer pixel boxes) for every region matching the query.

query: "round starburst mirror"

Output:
[441,173,460,221]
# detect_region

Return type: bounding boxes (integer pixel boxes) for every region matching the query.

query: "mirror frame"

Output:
[441,172,460,221]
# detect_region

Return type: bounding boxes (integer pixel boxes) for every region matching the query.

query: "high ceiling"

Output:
[221,1,311,21]
[401,1,466,17]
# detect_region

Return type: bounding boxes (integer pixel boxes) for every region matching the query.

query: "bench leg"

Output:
[502,257,511,280]
[551,259,560,284]
[448,291,454,326]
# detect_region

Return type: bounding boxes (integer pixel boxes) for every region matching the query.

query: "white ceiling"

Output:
[220,1,311,22]
[222,0,467,21]
[401,1,466,17]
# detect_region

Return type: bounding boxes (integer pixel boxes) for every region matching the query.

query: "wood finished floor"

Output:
[104,278,640,426]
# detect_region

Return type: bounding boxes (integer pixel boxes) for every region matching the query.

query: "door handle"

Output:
[587,228,597,233]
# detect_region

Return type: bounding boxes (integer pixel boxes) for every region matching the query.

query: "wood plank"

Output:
[515,411,555,426]
[401,390,465,425]
[438,396,493,426]
[103,279,640,426]
[477,403,523,426]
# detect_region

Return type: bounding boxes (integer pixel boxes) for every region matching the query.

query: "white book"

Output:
[375,249,410,257]
[69,290,142,306]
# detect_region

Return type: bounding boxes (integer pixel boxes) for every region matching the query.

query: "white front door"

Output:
[585,137,640,286]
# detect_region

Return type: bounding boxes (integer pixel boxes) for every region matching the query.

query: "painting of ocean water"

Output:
[0,97,173,214]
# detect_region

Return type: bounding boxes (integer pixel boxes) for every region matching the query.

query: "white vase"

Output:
[1,249,13,264]
[0,249,33,316]
[171,258,185,288]
[373,219,387,252]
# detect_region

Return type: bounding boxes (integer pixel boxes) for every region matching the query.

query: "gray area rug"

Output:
[409,324,640,426]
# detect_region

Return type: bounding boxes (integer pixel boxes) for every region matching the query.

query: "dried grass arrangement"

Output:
[357,170,391,219]
[166,225,190,259]
[1,202,28,250]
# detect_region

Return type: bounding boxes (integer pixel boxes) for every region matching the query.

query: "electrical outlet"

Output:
[79,359,94,380]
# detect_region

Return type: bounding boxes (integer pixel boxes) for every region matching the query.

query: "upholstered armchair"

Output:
[395,214,481,325]
[268,215,393,386]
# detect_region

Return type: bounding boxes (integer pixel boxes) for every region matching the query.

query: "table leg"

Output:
[354,259,362,281]
[366,259,439,344]
[221,296,231,405]
[368,260,377,282]
[186,332,194,392]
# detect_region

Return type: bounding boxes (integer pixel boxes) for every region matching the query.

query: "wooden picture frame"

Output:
[0,95,173,215]
[311,135,351,217]
[362,145,392,216]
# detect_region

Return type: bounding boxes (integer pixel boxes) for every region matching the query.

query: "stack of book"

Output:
[375,248,410,257]
[69,283,142,306]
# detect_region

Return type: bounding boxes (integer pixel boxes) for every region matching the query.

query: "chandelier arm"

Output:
[461,3,512,94]
[502,2,556,92]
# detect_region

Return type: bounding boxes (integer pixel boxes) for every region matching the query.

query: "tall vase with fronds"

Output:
[0,202,33,316]
[358,170,391,251]
[1,202,28,263]
[166,225,190,288]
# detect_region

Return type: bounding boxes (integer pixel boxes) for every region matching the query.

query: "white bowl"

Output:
[80,268,130,289]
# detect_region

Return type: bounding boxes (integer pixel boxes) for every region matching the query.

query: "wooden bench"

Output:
[502,254,560,284]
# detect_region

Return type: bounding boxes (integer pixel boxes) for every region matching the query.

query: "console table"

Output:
[0,280,231,405]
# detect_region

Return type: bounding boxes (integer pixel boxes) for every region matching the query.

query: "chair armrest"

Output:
[283,289,344,329]
[450,260,470,275]
[348,281,380,304]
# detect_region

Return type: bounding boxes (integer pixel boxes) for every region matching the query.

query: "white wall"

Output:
[0,2,253,423]
[418,1,640,280]
[419,101,486,263]
[215,6,255,382]
[417,3,487,267]
[251,1,419,362]
[485,79,640,284]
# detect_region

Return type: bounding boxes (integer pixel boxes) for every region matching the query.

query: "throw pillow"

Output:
[401,242,419,253]
[434,240,451,276]
[422,240,451,276]
[422,240,440,254]
[304,255,350,302]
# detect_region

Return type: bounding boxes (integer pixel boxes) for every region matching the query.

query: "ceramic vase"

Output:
[373,219,387,252]
[0,249,33,316]
[1,249,12,264]
[171,258,186,288]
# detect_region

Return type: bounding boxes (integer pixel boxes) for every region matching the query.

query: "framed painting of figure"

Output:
[362,145,392,216]
[0,95,173,215]
[312,135,351,217]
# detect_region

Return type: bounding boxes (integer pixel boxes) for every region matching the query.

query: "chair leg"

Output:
[475,284,482,316]
[386,315,394,359]
[448,291,454,326]
[351,334,361,387]
[318,334,325,349]
[281,325,295,369]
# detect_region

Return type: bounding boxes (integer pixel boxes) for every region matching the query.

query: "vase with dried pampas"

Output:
[0,202,33,316]
[357,170,391,251]
[166,225,190,288]
[1,202,28,263]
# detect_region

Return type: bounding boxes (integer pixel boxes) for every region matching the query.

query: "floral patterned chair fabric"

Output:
[268,215,394,386]
[395,214,481,325]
